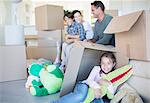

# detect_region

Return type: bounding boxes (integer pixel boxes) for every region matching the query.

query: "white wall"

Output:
[0,1,11,45]
[20,0,110,25]
[109,0,150,15]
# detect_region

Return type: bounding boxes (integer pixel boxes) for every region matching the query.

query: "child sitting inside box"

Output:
[52,52,133,103]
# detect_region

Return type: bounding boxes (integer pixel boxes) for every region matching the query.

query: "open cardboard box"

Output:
[60,41,128,96]
[105,10,150,61]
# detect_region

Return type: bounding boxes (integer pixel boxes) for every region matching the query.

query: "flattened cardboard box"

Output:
[35,5,64,31]
[105,10,150,61]
[60,41,128,96]
[0,46,26,82]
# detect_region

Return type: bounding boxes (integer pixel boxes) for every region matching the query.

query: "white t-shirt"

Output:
[82,21,94,40]
[83,66,117,94]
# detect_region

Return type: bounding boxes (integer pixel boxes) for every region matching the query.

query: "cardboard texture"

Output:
[105,10,150,61]
[26,46,56,61]
[38,30,62,41]
[35,4,64,31]
[60,41,128,96]
[38,30,62,47]
[0,46,26,82]
[25,30,62,60]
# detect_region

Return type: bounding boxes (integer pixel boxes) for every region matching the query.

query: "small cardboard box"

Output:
[105,10,150,61]
[35,4,64,31]
[60,41,128,96]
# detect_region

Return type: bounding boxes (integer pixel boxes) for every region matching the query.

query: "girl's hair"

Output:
[66,12,74,19]
[100,52,116,70]
[63,12,74,20]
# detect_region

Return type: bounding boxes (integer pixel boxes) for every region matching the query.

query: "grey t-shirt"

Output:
[93,14,115,46]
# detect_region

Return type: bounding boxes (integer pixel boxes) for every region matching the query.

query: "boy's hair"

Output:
[66,12,74,19]
[72,10,82,16]
[91,1,105,12]
[100,52,116,69]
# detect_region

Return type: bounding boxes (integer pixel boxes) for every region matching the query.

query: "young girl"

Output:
[83,52,117,102]
[53,52,117,103]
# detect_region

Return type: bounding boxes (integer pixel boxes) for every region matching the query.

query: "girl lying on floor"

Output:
[52,52,133,103]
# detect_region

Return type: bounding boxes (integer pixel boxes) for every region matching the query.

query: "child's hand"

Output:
[93,88,102,99]
[98,79,111,86]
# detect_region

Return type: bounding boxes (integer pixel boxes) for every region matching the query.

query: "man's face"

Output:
[91,5,103,18]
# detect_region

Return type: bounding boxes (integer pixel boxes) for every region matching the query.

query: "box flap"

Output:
[104,10,143,34]
[75,41,116,52]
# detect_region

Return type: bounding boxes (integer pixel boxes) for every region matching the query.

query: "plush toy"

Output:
[110,83,144,103]
[26,63,64,96]
[83,64,133,103]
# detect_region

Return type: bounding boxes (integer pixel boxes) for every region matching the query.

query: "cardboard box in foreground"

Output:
[60,41,128,96]
[105,10,150,61]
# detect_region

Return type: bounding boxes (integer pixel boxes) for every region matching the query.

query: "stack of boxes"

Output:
[26,4,64,61]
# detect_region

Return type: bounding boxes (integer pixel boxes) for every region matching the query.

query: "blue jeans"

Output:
[92,98,104,103]
[52,83,88,103]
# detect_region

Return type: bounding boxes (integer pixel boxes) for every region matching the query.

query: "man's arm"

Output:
[96,34,113,44]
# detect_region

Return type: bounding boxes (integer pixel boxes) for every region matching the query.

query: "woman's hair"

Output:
[72,10,82,16]
[91,1,105,12]
[100,52,116,70]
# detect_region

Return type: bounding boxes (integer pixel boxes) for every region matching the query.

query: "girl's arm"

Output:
[82,66,101,89]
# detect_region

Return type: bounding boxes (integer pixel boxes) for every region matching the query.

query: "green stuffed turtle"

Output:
[27,63,64,96]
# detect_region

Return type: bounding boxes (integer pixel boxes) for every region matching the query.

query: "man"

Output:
[89,1,115,46]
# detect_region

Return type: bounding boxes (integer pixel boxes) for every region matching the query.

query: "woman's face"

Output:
[74,12,82,23]
[100,57,115,74]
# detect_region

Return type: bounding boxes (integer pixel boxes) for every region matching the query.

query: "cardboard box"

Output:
[60,41,128,96]
[0,45,26,82]
[26,46,56,61]
[38,30,62,46]
[38,30,62,40]
[35,4,64,31]
[105,10,150,61]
